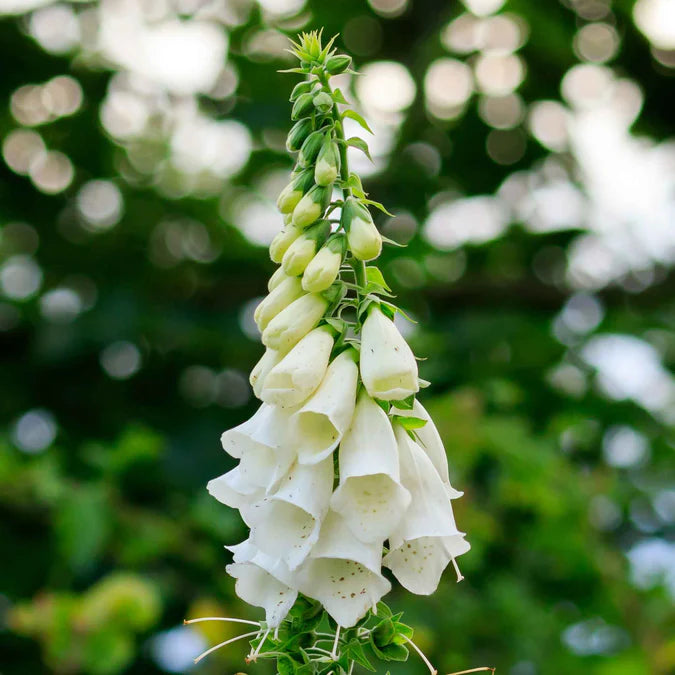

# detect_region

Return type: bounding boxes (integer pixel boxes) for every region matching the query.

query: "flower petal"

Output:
[247,458,333,570]
[292,350,359,465]
[331,393,411,542]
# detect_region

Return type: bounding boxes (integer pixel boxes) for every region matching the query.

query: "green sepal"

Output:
[344,638,376,671]
[375,398,392,413]
[347,172,367,198]
[393,393,415,410]
[392,415,427,430]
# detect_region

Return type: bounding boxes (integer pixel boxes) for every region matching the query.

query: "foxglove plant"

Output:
[189,31,479,675]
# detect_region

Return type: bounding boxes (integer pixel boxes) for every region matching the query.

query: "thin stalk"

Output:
[403,636,438,675]
[184,617,260,628]
[194,630,261,664]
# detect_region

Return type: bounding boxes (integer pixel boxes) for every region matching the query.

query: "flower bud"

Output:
[326,55,352,74]
[249,348,282,399]
[312,91,333,114]
[360,305,419,401]
[261,326,334,407]
[276,169,314,214]
[286,118,313,152]
[342,197,382,261]
[291,92,314,120]
[282,220,331,276]
[267,265,289,292]
[269,225,302,263]
[254,276,304,331]
[297,130,325,168]
[302,235,345,293]
[292,184,331,228]
[289,80,313,102]
[262,293,329,352]
[314,136,340,186]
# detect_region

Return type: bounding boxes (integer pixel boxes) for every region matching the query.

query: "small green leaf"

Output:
[346,136,372,161]
[345,639,376,671]
[332,88,349,105]
[342,109,374,134]
[392,415,427,430]
[380,643,409,662]
[362,199,395,217]
[365,266,392,292]
[375,399,392,414]
[324,317,347,334]
[393,394,415,410]
[373,619,396,647]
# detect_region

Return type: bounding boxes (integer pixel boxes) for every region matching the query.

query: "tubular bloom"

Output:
[201,30,471,675]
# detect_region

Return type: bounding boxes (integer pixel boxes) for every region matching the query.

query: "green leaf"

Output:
[332,88,349,105]
[362,199,395,217]
[375,399,392,414]
[346,136,372,161]
[373,619,396,647]
[324,317,347,334]
[342,109,374,134]
[345,639,376,671]
[380,642,409,662]
[392,415,427,430]
[365,266,392,292]
[393,394,416,410]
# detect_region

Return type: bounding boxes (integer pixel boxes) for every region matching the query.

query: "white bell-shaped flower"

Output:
[268,266,289,292]
[297,510,391,628]
[360,306,419,401]
[254,276,304,332]
[247,457,333,570]
[207,466,264,524]
[330,392,411,542]
[260,327,334,408]
[226,540,298,627]
[249,348,282,400]
[392,399,463,499]
[382,426,469,595]
[383,534,470,596]
[290,349,359,465]
[262,293,328,353]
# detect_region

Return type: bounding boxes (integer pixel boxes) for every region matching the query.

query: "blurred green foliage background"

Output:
[1,0,674,673]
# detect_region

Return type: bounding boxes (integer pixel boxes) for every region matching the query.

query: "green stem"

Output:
[318,69,368,308]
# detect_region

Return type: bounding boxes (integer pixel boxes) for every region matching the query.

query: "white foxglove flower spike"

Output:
[360,305,420,401]
[331,392,411,542]
[247,457,334,570]
[392,399,463,499]
[297,510,391,628]
[291,349,359,465]
[261,326,334,408]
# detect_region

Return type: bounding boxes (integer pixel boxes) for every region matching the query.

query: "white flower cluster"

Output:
[208,302,469,629]
[206,31,469,634]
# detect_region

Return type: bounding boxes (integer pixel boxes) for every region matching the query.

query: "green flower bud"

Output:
[292,184,332,228]
[298,130,325,168]
[282,220,331,276]
[290,80,313,101]
[314,136,340,186]
[302,234,345,292]
[326,55,352,75]
[342,197,382,261]
[291,92,314,120]
[276,169,314,213]
[286,118,313,152]
[269,225,302,263]
[313,91,334,114]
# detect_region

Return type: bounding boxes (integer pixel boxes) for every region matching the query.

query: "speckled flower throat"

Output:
[187,31,474,675]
